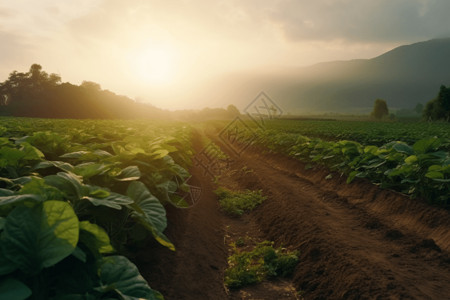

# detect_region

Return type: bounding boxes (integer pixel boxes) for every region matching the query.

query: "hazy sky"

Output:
[1,0,449,109]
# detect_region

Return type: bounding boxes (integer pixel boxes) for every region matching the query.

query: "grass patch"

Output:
[225,241,299,289]
[214,187,266,216]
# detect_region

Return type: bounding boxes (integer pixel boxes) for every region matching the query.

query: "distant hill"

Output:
[220,38,450,114]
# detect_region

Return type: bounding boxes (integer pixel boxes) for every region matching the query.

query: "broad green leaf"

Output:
[405,155,418,164]
[0,177,14,188]
[149,149,169,159]
[59,151,89,159]
[82,187,133,210]
[425,171,444,179]
[0,217,5,230]
[11,176,34,185]
[20,142,44,160]
[363,145,379,155]
[93,149,113,158]
[97,256,156,299]
[391,142,414,155]
[1,201,79,274]
[71,246,87,263]
[0,194,41,207]
[413,138,441,154]
[428,151,448,160]
[79,220,114,254]
[364,160,386,169]
[45,172,83,199]
[127,181,174,250]
[157,180,178,194]
[0,147,25,167]
[19,177,65,201]
[428,165,442,172]
[127,181,166,233]
[33,160,74,172]
[73,162,111,179]
[0,188,14,196]
[89,189,110,198]
[0,278,31,300]
[115,166,141,181]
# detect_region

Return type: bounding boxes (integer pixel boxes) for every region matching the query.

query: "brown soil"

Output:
[137,131,450,300]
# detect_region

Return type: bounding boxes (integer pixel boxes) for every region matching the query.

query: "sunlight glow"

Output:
[129,44,178,86]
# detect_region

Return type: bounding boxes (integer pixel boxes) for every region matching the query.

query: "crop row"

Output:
[249,128,450,206]
[264,119,450,148]
[0,118,193,299]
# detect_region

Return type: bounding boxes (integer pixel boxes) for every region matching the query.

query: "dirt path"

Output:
[136,133,228,300]
[139,131,450,299]
[213,136,450,300]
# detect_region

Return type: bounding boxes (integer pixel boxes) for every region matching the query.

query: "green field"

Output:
[0,117,193,299]
[237,119,450,205]
[1,117,449,299]
[264,119,450,147]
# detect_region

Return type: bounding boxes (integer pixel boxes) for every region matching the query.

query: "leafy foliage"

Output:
[423,85,450,121]
[249,127,450,206]
[0,64,165,119]
[215,187,266,216]
[225,241,299,289]
[0,118,195,299]
[263,119,450,148]
[371,98,389,119]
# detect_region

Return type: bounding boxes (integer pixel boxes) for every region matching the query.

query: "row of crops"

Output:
[265,119,450,148]
[0,118,194,299]
[248,121,449,206]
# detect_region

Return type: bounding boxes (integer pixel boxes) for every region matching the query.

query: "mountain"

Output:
[220,38,450,114]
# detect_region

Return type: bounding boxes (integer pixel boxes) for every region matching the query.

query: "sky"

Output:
[1,0,450,110]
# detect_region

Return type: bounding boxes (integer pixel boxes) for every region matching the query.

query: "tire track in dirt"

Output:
[211,135,450,300]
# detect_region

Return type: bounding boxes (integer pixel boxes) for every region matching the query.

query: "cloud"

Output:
[264,0,450,43]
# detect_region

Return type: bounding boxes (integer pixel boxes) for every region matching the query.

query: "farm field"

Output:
[264,119,450,147]
[245,119,450,206]
[1,117,450,299]
[0,117,193,299]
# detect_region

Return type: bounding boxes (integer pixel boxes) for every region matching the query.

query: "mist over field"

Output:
[205,38,450,114]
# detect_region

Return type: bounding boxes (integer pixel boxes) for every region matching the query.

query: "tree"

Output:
[423,85,450,121]
[81,81,101,91]
[226,104,240,117]
[370,99,389,119]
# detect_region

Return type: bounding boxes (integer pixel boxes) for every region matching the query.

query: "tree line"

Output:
[423,85,450,121]
[368,84,450,121]
[0,64,242,120]
[0,64,169,119]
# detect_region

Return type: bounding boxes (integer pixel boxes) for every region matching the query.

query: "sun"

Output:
[130,44,177,86]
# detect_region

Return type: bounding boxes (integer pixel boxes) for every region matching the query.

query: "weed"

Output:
[224,241,299,289]
[214,187,266,216]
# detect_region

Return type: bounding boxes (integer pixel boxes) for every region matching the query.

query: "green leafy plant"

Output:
[215,187,266,216]
[247,125,450,206]
[225,241,299,289]
[0,198,162,300]
[0,118,198,299]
